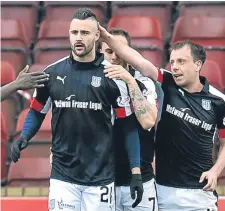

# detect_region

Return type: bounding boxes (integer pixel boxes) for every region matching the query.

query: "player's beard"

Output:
[71,42,95,58]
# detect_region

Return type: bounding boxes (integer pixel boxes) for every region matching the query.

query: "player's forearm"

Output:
[1,81,19,102]
[21,109,45,141]
[123,115,141,170]
[128,79,157,130]
[104,34,158,80]
[211,140,225,176]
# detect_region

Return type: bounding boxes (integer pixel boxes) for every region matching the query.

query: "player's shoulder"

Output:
[43,56,70,74]
[208,85,225,103]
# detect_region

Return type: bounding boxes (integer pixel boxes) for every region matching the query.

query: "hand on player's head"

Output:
[15,65,49,90]
[98,22,110,42]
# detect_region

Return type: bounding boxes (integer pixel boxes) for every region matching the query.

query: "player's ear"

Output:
[195,60,202,73]
[95,30,100,42]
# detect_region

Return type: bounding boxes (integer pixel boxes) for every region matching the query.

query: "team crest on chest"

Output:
[91,76,101,87]
[202,99,211,111]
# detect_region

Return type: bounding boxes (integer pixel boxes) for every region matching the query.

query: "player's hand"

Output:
[199,170,218,191]
[104,65,135,84]
[15,65,49,90]
[130,174,144,208]
[10,136,28,163]
[98,22,111,42]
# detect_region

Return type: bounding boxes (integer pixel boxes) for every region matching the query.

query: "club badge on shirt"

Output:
[91,76,101,87]
[202,99,211,111]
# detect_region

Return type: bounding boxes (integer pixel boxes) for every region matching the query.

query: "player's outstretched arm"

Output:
[1,65,49,102]
[10,109,46,163]
[99,23,158,80]
[105,65,157,130]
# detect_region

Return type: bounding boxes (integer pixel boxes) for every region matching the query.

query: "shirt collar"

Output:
[200,76,209,93]
[69,52,104,67]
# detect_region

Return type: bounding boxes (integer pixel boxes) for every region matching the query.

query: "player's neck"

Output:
[183,79,204,93]
[72,50,96,63]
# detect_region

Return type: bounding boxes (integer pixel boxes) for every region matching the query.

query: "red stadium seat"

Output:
[1,61,16,85]
[7,157,51,186]
[1,19,28,74]
[108,16,163,49]
[201,60,224,92]
[33,20,70,64]
[111,1,173,38]
[205,50,225,86]
[44,1,107,24]
[171,16,225,46]
[178,1,225,18]
[108,16,164,67]
[1,19,28,50]
[1,1,39,45]
[139,49,164,68]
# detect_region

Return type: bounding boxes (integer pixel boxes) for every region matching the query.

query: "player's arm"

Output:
[10,69,51,163]
[99,23,158,80]
[1,65,49,102]
[122,115,143,208]
[104,65,158,130]
[106,78,143,207]
[200,101,225,191]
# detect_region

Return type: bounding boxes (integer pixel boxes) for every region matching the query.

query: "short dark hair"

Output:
[72,8,98,22]
[171,40,206,65]
[108,28,131,46]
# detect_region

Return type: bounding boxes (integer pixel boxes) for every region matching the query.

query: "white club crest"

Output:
[202,99,211,111]
[91,76,101,87]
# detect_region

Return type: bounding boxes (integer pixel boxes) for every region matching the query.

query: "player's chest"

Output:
[49,71,107,102]
[163,87,217,131]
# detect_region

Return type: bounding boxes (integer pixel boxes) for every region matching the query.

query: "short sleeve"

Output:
[30,68,51,114]
[157,68,175,85]
[105,78,133,118]
[134,71,157,105]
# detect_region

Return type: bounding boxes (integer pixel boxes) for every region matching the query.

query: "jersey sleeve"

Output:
[217,98,225,139]
[30,68,51,114]
[157,68,174,85]
[105,78,133,118]
[134,71,157,106]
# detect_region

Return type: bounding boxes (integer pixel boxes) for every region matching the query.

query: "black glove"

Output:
[130,174,144,208]
[10,136,28,163]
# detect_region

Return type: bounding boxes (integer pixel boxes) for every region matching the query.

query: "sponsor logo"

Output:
[116,96,130,107]
[58,199,75,210]
[49,199,55,210]
[180,108,190,112]
[56,76,67,84]
[166,104,213,131]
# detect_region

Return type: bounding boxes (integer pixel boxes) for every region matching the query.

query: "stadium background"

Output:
[1,1,225,210]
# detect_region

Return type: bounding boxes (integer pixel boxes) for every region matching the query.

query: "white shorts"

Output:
[48,179,115,211]
[116,178,158,211]
[156,183,218,211]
